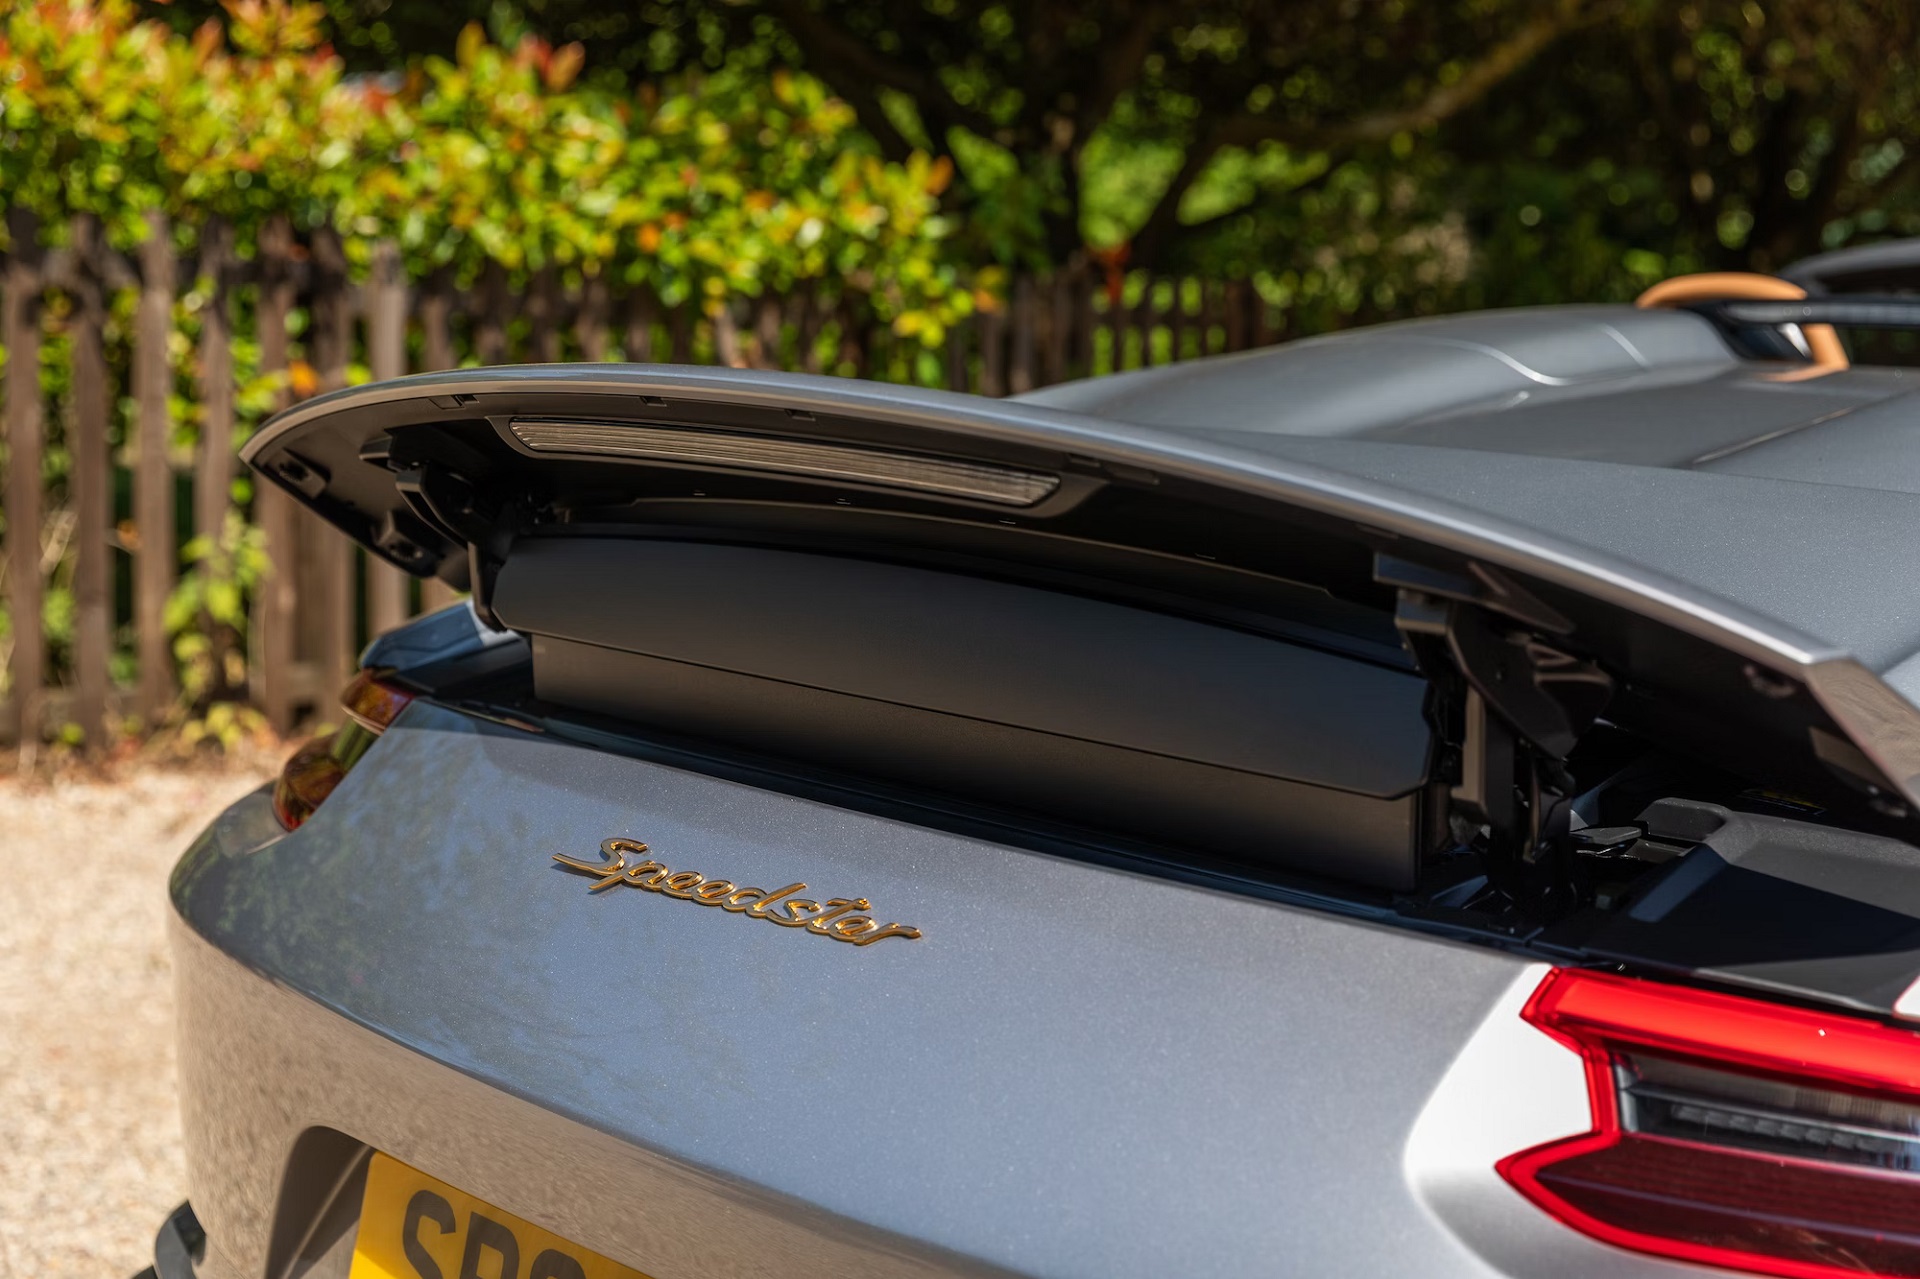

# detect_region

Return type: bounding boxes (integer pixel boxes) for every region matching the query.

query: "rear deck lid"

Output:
[244,363,1920,822]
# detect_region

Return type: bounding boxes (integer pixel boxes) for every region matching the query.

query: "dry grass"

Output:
[0,758,277,1278]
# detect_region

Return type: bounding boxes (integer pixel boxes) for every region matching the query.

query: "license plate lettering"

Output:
[351,1153,648,1279]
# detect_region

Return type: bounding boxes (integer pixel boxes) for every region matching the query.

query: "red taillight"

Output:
[1501,968,1920,1278]
[271,670,414,830]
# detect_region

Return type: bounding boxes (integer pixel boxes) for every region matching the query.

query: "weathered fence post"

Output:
[528,264,560,362]
[1121,272,1152,362]
[365,240,412,635]
[979,301,1006,396]
[68,214,112,746]
[1009,276,1036,395]
[3,209,45,747]
[1045,272,1072,386]
[831,298,866,377]
[669,305,694,364]
[756,295,784,369]
[475,261,509,364]
[414,265,462,616]
[621,287,656,362]
[308,226,357,695]
[712,302,746,367]
[193,217,245,704]
[1225,280,1249,352]
[195,218,235,558]
[1102,278,1127,376]
[799,284,825,374]
[1254,288,1277,347]
[576,273,610,362]
[134,209,177,722]
[419,267,456,373]
[1172,278,1195,361]
[945,323,969,392]
[1071,263,1095,379]
[254,216,299,735]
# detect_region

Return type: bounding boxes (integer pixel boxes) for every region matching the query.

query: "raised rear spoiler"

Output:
[243,363,1920,814]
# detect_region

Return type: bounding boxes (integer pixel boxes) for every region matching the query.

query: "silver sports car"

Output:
[152,258,1920,1279]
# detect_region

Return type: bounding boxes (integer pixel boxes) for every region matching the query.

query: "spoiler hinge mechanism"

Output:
[386,455,522,627]
[1380,554,1611,761]
[1382,553,1614,905]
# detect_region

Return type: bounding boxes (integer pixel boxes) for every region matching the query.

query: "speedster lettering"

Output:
[551,838,922,946]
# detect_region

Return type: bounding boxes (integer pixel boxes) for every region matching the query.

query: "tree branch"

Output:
[1129,0,1593,269]
[1745,84,1811,268]
[1218,0,1596,152]
[1802,75,1888,244]
[1027,3,1176,270]
[836,76,920,164]
[1073,1,1175,147]
[1129,128,1231,269]
[1626,23,1725,260]
[1136,165,1339,270]
[766,0,999,146]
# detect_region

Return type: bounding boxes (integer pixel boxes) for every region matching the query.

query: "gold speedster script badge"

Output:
[554,838,922,946]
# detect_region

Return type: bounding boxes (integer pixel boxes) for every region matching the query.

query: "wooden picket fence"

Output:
[0,209,1288,745]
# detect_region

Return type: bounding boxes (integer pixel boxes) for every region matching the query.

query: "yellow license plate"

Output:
[349,1152,653,1279]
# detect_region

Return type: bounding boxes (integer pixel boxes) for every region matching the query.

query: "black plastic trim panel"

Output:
[494,538,1433,889]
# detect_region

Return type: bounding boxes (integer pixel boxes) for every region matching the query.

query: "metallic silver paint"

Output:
[168,701,1663,1279]
[1403,964,1706,1279]
[1895,972,1920,1023]
[171,912,978,1279]
[1020,305,1741,430]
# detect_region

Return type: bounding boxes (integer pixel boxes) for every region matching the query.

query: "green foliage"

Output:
[289,0,1919,318]
[165,510,267,694]
[162,510,269,749]
[127,0,1920,306]
[326,34,972,334]
[172,698,271,753]
[2,0,973,336]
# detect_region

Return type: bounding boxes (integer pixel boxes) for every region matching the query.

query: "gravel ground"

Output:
[0,762,275,1279]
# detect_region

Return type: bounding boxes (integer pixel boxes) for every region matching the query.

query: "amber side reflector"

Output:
[271,670,415,830]
[341,668,415,734]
